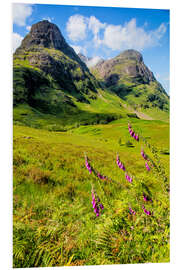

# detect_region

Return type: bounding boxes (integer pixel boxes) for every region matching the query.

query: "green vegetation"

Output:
[13,118,169,267]
[13,26,170,268]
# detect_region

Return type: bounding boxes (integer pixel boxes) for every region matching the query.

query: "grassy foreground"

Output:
[13,118,169,267]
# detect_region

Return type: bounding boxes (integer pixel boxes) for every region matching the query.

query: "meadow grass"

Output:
[13,119,169,267]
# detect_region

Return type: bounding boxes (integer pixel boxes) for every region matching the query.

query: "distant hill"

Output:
[91,49,169,112]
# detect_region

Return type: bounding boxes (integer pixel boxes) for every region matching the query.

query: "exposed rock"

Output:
[16,21,88,71]
[13,20,99,111]
[93,49,156,85]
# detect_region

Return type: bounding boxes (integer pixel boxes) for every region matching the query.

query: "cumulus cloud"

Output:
[101,19,167,51]
[12,32,23,52]
[13,3,33,26]
[71,44,86,55]
[67,14,106,44]
[86,56,102,68]
[26,25,31,32]
[66,14,87,41]
[66,15,167,53]
[88,16,106,44]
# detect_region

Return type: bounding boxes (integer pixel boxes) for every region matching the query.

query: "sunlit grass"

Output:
[13,119,169,267]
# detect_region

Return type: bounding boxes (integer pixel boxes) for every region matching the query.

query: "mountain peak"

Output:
[20,20,67,50]
[15,20,88,70]
[118,49,143,62]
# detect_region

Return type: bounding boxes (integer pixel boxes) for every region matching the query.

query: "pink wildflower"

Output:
[91,189,104,217]
[143,193,152,202]
[135,134,139,141]
[116,155,126,171]
[142,205,151,215]
[141,149,148,160]
[85,156,92,174]
[125,173,133,183]
[145,162,150,171]
[129,207,136,215]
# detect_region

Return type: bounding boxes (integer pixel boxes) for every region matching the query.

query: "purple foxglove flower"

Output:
[143,195,148,202]
[145,162,150,171]
[141,150,148,160]
[91,189,104,217]
[129,207,136,215]
[130,130,134,137]
[95,207,100,214]
[118,162,122,168]
[97,172,103,179]
[85,158,92,174]
[144,209,151,215]
[92,201,96,208]
[142,205,151,215]
[135,134,139,141]
[117,155,126,171]
[143,193,152,202]
[125,173,132,183]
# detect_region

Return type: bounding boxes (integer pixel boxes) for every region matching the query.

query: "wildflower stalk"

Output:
[91,185,104,217]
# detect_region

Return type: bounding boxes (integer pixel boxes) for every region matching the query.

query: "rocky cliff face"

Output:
[15,20,87,69]
[13,21,169,118]
[93,49,156,85]
[13,20,99,111]
[91,49,169,111]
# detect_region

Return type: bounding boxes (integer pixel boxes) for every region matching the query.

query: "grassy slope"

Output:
[13,118,169,267]
[13,88,139,131]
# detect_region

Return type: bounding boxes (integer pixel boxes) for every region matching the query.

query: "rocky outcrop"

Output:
[93,49,156,85]
[15,20,87,70]
[13,20,100,111]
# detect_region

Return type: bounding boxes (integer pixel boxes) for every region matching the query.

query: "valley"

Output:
[13,20,170,267]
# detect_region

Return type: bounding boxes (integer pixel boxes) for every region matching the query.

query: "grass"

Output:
[13,117,169,267]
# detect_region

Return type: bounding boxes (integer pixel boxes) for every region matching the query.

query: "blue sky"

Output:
[13,3,170,93]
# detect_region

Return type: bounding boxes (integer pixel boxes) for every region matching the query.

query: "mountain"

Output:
[77,53,91,65]
[13,20,100,113]
[13,21,169,130]
[78,53,104,68]
[91,49,169,112]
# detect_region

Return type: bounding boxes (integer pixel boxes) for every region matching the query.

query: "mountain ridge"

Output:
[13,20,169,129]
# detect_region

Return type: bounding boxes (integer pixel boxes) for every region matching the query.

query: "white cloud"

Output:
[26,25,31,32]
[12,33,23,52]
[86,56,102,68]
[66,14,87,42]
[66,15,166,52]
[101,19,167,51]
[88,16,106,44]
[13,3,33,26]
[150,23,166,41]
[71,44,86,55]
[42,17,53,23]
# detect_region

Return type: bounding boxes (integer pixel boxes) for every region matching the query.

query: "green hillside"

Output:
[13,20,170,268]
[13,120,169,267]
